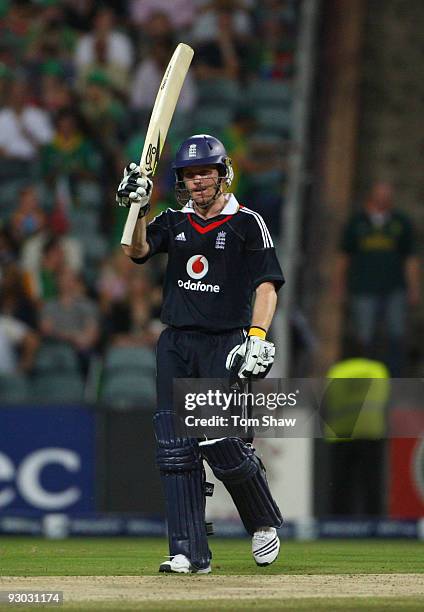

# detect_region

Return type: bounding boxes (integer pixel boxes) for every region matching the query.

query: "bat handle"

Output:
[121,201,142,246]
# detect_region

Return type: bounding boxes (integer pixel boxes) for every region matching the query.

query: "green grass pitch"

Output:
[1,537,423,576]
[0,537,423,611]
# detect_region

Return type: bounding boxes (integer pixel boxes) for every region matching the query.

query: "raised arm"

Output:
[116,162,152,258]
[122,217,150,259]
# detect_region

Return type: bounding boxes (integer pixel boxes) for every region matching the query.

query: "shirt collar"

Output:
[181,194,240,215]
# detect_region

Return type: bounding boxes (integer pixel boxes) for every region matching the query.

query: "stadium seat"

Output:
[101,373,156,407]
[193,107,233,134]
[75,181,102,209]
[31,372,85,403]
[247,79,292,108]
[249,168,286,190]
[0,179,28,220]
[0,374,30,403]
[101,346,156,407]
[104,346,156,374]
[255,107,292,136]
[197,78,240,108]
[32,342,84,403]
[78,235,108,289]
[34,342,80,374]
[251,131,287,145]
[79,234,108,262]
[70,209,99,235]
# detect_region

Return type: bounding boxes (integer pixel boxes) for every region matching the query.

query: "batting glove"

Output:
[226,328,275,379]
[116,163,153,218]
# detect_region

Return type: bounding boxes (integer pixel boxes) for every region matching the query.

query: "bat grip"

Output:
[121,201,142,246]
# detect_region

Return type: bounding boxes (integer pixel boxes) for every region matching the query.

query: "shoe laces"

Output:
[254,533,269,545]
[253,528,274,544]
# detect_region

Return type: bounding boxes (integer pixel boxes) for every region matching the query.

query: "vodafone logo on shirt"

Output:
[178,255,220,293]
[186,255,209,279]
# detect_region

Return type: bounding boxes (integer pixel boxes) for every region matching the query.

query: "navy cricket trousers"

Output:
[156,326,245,413]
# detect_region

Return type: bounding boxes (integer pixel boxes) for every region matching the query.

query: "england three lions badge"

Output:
[215,231,226,249]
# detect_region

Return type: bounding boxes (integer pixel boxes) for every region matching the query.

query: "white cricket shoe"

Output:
[159,554,211,574]
[252,527,280,566]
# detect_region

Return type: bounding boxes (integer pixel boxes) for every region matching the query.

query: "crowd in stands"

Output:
[0,0,299,403]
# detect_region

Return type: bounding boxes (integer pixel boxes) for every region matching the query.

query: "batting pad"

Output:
[201,437,283,535]
[154,411,211,570]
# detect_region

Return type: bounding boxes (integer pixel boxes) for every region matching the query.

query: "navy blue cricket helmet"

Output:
[173,134,233,186]
[173,134,234,207]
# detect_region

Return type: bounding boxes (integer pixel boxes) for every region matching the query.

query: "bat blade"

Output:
[121,43,194,246]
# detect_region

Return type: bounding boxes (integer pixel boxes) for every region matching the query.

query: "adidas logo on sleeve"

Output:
[175,232,186,241]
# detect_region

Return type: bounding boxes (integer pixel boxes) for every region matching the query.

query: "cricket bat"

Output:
[121,43,194,246]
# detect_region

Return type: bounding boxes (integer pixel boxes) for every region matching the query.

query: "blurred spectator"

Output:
[191,0,253,43]
[221,108,257,194]
[142,11,177,43]
[8,185,46,246]
[0,262,37,329]
[40,107,101,187]
[192,5,244,81]
[0,314,39,375]
[0,0,33,67]
[39,68,76,115]
[24,3,76,86]
[129,0,195,31]
[97,247,137,313]
[335,182,420,375]
[0,227,17,266]
[253,0,298,28]
[21,227,83,296]
[222,125,287,234]
[130,12,176,64]
[62,0,97,32]
[0,263,39,374]
[249,14,295,80]
[40,267,99,374]
[63,1,127,31]
[0,79,53,181]
[79,70,126,162]
[26,236,65,302]
[16,189,83,295]
[104,270,162,348]
[244,133,287,179]
[75,5,133,95]
[131,37,196,114]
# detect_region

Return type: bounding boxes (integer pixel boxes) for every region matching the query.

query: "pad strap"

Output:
[201,437,283,535]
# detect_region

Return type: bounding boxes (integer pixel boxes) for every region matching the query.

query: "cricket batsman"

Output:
[117,134,284,574]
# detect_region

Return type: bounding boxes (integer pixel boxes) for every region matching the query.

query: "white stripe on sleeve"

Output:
[240,208,274,248]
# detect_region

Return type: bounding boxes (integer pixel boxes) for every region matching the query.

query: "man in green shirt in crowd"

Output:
[335,181,420,375]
